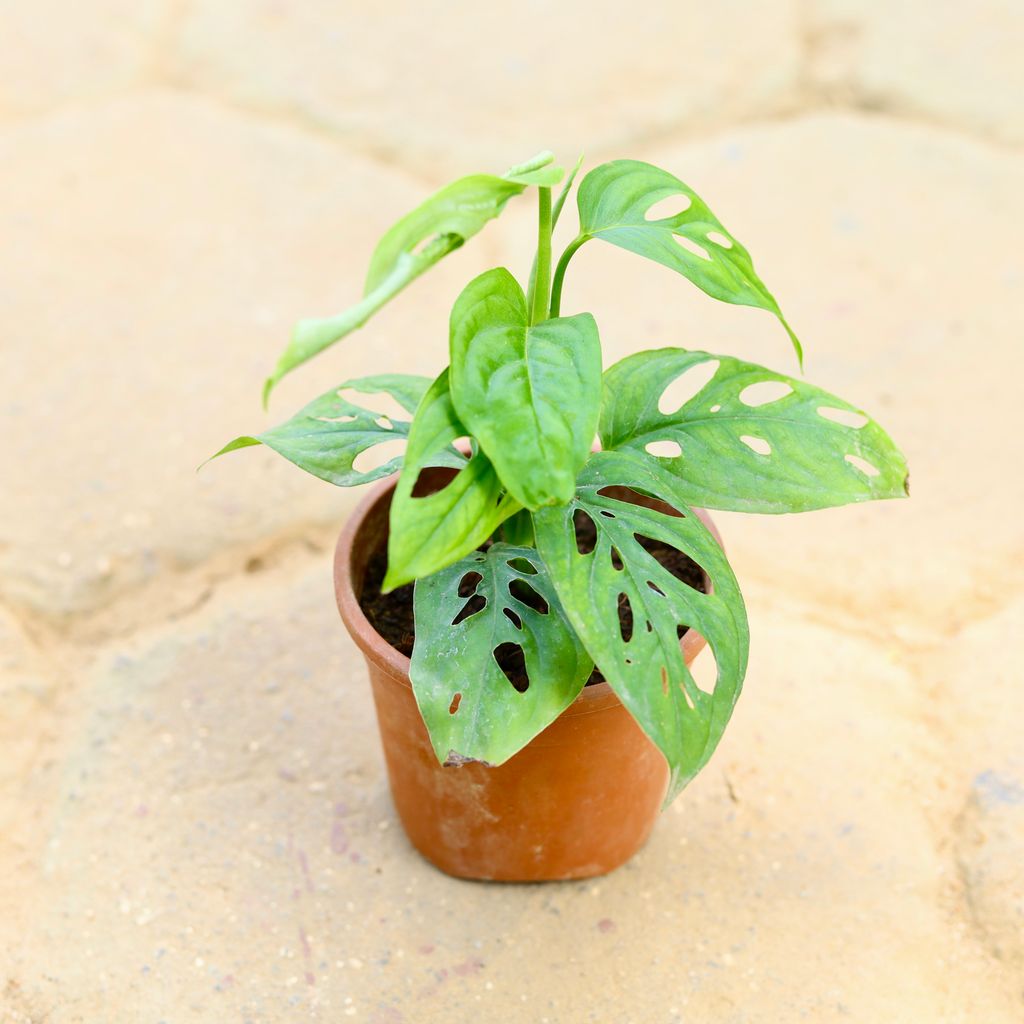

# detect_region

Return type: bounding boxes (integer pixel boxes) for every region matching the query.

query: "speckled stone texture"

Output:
[2,2,1022,1022]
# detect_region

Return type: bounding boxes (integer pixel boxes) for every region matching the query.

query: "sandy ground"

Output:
[2,3,1022,1021]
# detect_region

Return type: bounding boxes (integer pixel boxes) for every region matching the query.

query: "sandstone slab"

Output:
[173,0,803,177]
[809,0,1024,144]
[0,91,500,618]
[0,0,166,115]
[4,560,1017,1021]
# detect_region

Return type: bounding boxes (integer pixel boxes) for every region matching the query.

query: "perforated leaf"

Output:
[533,449,749,804]
[601,348,909,513]
[411,544,592,766]
[263,172,529,402]
[575,160,801,364]
[207,374,432,486]
[449,268,601,509]
[384,369,519,591]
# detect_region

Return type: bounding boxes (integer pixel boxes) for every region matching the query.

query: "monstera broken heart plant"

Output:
[212,151,907,881]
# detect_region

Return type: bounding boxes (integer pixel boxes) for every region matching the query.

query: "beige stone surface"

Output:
[0,90,497,619]
[0,0,168,115]
[5,561,1019,1022]
[173,1,804,175]
[3,3,1023,1022]
[809,0,1024,144]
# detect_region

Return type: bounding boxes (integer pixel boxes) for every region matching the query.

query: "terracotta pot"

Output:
[333,472,720,882]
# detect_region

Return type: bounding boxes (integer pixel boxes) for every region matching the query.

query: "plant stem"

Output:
[549,235,588,318]
[501,509,535,547]
[530,187,553,325]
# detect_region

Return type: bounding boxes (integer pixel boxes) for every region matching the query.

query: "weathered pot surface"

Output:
[333,470,720,882]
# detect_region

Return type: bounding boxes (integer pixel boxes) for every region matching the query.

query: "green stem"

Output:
[501,509,535,547]
[549,235,588,318]
[530,187,553,325]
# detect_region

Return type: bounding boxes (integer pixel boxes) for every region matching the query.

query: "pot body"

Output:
[334,475,717,882]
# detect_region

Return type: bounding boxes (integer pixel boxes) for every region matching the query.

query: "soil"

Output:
[358,510,707,689]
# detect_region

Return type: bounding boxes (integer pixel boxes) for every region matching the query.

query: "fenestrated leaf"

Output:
[600,348,909,513]
[411,544,592,766]
[449,268,601,509]
[263,172,530,403]
[533,449,749,804]
[574,160,802,364]
[206,374,433,487]
[384,369,519,591]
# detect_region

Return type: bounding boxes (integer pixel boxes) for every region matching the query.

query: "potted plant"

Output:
[210,152,908,881]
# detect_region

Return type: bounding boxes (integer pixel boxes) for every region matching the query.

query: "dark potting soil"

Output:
[358,509,707,689]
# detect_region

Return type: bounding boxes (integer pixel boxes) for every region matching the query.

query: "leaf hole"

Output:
[458,571,482,597]
[740,435,772,456]
[597,485,685,518]
[375,415,394,430]
[449,692,462,715]
[410,463,460,499]
[335,388,409,424]
[645,439,683,459]
[352,438,407,475]
[452,573,486,625]
[819,406,868,429]
[493,643,529,692]
[503,607,523,630]
[739,380,793,407]
[634,534,706,591]
[845,454,880,477]
[678,678,696,710]
[674,235,711,261]
[709,404,721,413]
[452,596,486,626]
[574,509,598,554]
[508,578,549,615]
[644,193,692,221]
[598,509,616,519]
[315,414,357,424]
[506,557,538,575]
[610,547,624,571]
[617,593,634,643]
[706,230,734,249]
[658,360,720,415]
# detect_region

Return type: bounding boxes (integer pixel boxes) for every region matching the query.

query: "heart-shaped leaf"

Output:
[264,172,531,403]
[574,160,801,364]
[384,369,519,591]
[207,374,432,486]
[411,543,592,766]
[533,449,749,804]
[601,348,909,513]
[449,268,602,509]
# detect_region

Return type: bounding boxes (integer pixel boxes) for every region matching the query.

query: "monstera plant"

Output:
[212,151,907,814]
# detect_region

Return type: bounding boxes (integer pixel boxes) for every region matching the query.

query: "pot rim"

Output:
[334,471,722,714]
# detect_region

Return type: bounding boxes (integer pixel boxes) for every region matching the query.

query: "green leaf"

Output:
[263,173,529,403]
[207,374,432,487]
[449,268,602,510]
[574,159,802,364]
[503,150,565,188]
[384,369,519,591]
[601,348,909,513]
[411,544,592,766]
[533,449,749,804]
[551,154,584,229]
